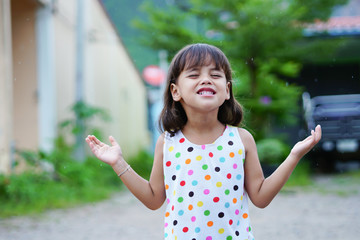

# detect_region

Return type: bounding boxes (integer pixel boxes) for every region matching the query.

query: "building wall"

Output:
[0,0,149,174]
[53,0,77,126]
[84,1,149,157]
[11,0,39,151]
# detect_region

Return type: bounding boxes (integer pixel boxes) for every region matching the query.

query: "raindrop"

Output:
[285,82,289,86]
[314,78,318,82]
[245,61,248,65]
[351,76,354,78]
[251,58,254,61]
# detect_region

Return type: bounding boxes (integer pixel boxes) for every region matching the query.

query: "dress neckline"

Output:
[178,125,229,148]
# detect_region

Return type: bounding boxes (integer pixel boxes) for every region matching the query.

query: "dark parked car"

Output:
[302,92,360,171]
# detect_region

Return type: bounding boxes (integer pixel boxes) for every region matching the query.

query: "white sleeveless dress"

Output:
[163,125,254,240]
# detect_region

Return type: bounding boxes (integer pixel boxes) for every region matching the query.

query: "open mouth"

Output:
[197,88,216,95]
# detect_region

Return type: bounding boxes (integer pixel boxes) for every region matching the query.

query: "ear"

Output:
[225,81,231,100]
[170,83,181,102]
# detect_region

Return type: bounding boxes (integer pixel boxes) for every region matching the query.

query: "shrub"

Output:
[257,138,291,165]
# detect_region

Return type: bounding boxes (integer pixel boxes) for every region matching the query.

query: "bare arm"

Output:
[241,125,322,208]
[85,134,166,210]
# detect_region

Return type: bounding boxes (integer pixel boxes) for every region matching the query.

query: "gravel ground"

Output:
[0,174,359,240]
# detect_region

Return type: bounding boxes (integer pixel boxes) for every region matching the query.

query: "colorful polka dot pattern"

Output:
[163,126,254,240]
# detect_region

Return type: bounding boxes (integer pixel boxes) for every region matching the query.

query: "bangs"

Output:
[175,44,231,79]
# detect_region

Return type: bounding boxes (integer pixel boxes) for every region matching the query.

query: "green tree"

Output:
[134,0,348,139]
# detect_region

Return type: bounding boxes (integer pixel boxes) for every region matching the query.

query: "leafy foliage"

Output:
[133,0,348,139]
[257,138,291,165]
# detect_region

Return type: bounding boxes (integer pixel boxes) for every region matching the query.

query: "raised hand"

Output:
[85,135,123,166]
[291,125,322,158]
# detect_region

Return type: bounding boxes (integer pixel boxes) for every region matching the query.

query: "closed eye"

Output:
[188,74,199,78]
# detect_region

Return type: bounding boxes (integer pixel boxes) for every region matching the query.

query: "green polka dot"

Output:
[204,210,210,216]
[178,197,184,203]
[202,164,208,170]
[217,145,223,151]
[225,189,230,195]
[226,236,232,240]
[175,152,181,158]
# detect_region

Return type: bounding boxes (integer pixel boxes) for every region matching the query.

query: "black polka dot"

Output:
[173,220,178,226]
[228,141,233,146]
[172,175,176,181]
[189,191,194,197]
[218,212,224,218]
[235,231,239,236]
[187,147,194,152]
[215,167,220,172]
[233,185,239,191]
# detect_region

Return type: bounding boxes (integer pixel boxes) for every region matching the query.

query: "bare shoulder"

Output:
[237,128,257,152]
[154,133,165,160]
[237,128,255,143]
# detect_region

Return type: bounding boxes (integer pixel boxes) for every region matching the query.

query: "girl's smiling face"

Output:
[170,62,230,114]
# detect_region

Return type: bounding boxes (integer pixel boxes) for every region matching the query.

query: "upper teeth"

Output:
[199,91,214,95]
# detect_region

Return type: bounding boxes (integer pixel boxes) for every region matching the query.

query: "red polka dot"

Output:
[180,181,186,186]
[166,161,171,167]
[227,173,232,179]
[213,197,220,203]
[172,205,174,211]
[209,152,213,157]
[229,219,233,225]
[179,138,185,143]
[183,227,189,232]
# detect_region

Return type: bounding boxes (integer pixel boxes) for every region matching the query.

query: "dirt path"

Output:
[1,175,359,240]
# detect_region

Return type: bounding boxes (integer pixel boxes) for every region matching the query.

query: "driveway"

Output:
[0,174,359,240]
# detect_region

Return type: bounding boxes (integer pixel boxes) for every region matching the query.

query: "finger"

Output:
[91,135,105,147]
[109,136,120,147]
[315,125,322,142]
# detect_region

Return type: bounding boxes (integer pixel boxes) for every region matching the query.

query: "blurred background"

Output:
[0,0,359,218]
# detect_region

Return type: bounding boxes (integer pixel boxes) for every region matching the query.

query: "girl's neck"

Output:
[182,116,226,145]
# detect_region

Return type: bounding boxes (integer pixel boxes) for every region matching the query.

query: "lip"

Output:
[197,88,216,96]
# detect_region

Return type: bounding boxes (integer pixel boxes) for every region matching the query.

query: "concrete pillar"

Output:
[0,0,14,174]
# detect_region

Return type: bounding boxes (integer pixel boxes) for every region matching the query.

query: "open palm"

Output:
[85,135,123,166]
[291,125,322,158]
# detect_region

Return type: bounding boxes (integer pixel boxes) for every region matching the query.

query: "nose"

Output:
[200,74,212,85]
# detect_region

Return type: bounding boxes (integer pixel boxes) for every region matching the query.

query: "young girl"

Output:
[85,43,321,240]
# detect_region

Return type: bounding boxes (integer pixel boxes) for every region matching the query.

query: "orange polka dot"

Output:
[185,159,191,164]
[229,152,235,158]
[233,198,237,204]
[207,221,214,227]
[188,204,193,210]
[165,184,169,190]
[205,175,211,180]
[165,212,170,217]
[243,213,248,219]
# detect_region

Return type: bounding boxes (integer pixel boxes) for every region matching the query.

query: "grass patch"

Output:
[284,160,313,188]
[0,157,120,218]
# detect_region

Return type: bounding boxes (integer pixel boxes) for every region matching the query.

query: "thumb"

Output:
[109,136,120,147]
